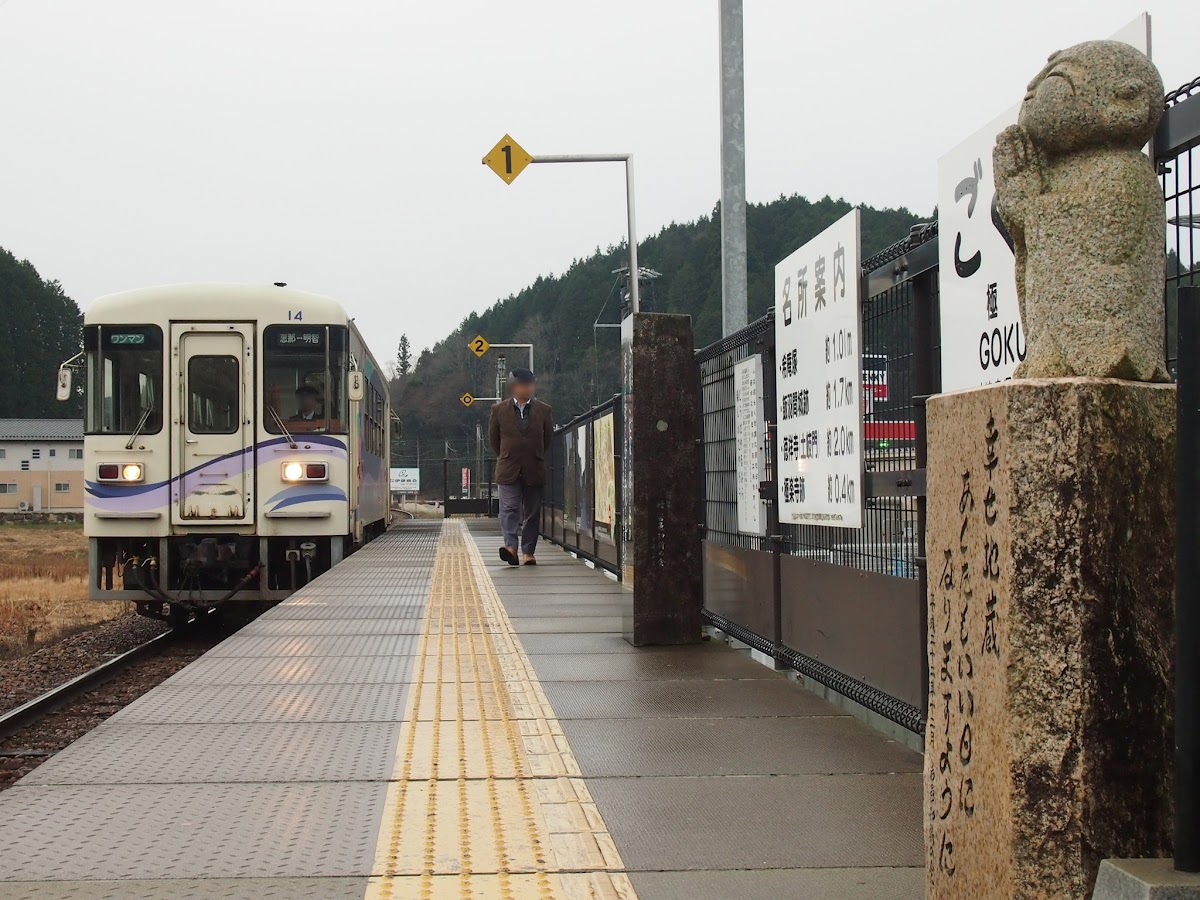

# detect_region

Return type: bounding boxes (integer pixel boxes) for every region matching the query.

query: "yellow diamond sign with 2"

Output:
[468,335,490,357]
[460,393,475,408]
[482,134,532,184]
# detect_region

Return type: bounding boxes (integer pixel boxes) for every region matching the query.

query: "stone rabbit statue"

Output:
[993,40,1167,381]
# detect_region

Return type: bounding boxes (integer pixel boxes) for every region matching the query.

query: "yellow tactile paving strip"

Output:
[366,522,637,900]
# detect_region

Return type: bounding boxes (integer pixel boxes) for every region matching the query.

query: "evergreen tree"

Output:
[0,248,83,418]
[396,334,412,376]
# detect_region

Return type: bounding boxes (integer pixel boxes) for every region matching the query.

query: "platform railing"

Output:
[539,394,622,576]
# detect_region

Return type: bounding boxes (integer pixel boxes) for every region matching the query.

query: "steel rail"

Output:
[0,629,176,742]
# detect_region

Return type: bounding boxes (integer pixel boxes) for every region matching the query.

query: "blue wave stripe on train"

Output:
[85,436,349,512]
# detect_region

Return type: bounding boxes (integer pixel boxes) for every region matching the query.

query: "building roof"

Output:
[0,419,84,441]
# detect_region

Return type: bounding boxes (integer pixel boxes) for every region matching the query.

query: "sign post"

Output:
[482,134,640,315]
[773,208,864,529]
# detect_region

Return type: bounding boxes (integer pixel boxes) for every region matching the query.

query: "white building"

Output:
[0,419,85,513]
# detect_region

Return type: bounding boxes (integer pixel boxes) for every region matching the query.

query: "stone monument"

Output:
[925,41,1176,900]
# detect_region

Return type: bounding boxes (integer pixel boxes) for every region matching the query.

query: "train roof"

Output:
[84,283,349,324]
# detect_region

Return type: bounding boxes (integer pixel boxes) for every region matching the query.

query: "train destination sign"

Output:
[482,134,533,185]
[773,208,864,530]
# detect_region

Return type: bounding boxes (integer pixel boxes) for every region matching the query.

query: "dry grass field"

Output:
[0,524,128,658]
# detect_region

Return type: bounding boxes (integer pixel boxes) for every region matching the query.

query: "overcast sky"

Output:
[0,1,1195,363]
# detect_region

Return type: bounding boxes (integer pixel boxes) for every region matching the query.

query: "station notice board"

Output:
[734,355,767,536]
[773,208,864,529]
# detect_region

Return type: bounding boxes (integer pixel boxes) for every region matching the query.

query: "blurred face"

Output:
[511,380,535,403]
[299,392,319,414]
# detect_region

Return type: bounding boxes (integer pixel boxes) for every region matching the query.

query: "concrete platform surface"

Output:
[0,519,923,899]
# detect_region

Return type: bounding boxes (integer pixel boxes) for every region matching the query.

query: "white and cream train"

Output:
[58,283,391,622]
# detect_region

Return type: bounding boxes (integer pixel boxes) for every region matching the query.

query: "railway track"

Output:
[0,623,233,789]
[0,629,176,743]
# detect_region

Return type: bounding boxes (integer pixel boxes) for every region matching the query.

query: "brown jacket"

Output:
[488,398,553,486]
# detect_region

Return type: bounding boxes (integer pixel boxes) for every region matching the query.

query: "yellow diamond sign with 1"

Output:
[468,335,490,357]
[460,393,475,408]
[482,134,532,184]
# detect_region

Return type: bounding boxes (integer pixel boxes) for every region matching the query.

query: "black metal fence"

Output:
[697,235,937,736]
[441,455,497,517]
[1161,76,1200,375]
[539,395,622,573]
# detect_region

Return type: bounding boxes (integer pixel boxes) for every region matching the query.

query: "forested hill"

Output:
[391,194,922,463]
[0,248,83,418]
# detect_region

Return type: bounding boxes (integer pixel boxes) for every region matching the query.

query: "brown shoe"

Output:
[499,546,520,566]
[523,556,537,566]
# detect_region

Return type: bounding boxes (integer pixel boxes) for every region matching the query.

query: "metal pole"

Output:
[1177,284,1200,872]
[912,270,935,727]
[530,155,638,315]
[476,423,483,501]
[719,0,748,336]
[626,158,640,315]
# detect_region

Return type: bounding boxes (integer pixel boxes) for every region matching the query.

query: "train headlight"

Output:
[282,462,305,482]
[98,463,144,482]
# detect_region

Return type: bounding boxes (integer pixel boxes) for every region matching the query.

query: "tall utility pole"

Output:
[719,0,749,336]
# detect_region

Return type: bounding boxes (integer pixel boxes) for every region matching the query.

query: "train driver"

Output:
[290,384,323,425]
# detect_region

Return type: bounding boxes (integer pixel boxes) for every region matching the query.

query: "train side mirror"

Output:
[55,366,72,402]
[348,371,365,402]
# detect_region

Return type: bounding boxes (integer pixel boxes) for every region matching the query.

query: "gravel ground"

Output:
[0,620,240,790]
[0,614,169,716]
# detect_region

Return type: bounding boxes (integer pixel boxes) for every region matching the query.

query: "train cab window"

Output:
[263,325,348,434]
[187,356,240,434]
[83,326,164,435]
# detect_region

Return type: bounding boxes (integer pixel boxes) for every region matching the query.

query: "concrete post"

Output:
[620,312,703,645]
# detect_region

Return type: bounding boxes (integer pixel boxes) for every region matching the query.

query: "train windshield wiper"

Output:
[268,406,298,449]
[125,406,153,451]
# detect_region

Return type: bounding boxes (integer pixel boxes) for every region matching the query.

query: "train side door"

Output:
[171,323,255,524]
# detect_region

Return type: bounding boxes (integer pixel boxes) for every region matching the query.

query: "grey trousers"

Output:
[498,479,542,556]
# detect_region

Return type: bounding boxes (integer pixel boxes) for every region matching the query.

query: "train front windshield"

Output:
[263,325,349,433]
[83,325,164,435]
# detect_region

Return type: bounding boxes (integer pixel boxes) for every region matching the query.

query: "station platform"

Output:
[0,520,923,899]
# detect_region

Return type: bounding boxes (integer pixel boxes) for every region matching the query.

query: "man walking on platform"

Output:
[488,368,553,567]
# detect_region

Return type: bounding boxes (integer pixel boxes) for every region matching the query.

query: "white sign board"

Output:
[937,13,1151,391]
[390,467,420,492]
[774,208,863,529]
[734,355,767,536]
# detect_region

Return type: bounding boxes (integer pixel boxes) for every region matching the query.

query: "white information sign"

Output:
[937,13,1150,391]
[734,355,767,536]
[390,467,420,492]
[774,208,863,529]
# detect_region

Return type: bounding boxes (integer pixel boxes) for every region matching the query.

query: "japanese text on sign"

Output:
[734,355,767,536]
[774,208,863,529]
